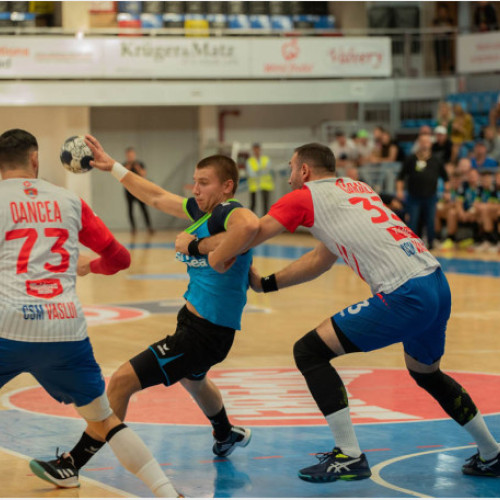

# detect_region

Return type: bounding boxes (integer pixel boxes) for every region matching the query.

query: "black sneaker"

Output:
[462,451,500,477]
[213,426,252,457]
[298,447,371,483]
[29,449,80,488]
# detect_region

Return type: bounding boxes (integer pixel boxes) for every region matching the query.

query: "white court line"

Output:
[0,444,137,498]
[370,444,475,498]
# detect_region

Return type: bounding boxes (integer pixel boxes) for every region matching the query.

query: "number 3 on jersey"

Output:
[339,300,370,317]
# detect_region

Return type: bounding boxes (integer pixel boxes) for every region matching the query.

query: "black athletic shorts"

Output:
[129,305,235,389]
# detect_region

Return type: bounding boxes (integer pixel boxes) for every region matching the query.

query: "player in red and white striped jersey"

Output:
[0,129,179,496]
[192,142,500,482]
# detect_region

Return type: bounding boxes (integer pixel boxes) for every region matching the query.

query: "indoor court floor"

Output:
[1,230,499,498]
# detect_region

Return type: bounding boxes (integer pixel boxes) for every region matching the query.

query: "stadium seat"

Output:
[140,13,163,28]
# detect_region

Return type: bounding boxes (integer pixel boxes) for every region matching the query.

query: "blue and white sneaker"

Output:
[298,447,371,482]
[29,450,79,488]
[462,451,500,477]
[213,426,252,457]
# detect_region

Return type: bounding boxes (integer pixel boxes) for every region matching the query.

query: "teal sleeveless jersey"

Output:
[175,197,252,330]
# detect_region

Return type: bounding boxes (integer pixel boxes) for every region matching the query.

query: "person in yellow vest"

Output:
[246,143,275,215]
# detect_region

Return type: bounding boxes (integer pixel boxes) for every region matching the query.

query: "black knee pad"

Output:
[293,330,336,375]
[409,369,478,425]
[408,369,443,390]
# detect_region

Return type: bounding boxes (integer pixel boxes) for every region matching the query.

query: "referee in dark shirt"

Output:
[396,133,449,249]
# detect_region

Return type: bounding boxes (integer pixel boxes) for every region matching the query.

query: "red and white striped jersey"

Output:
[0,178,113,342]
[268,177,439,295]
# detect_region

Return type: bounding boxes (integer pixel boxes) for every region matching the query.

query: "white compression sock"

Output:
[463,412,500,461]
[325,407,362,458]
[107,425,179,497]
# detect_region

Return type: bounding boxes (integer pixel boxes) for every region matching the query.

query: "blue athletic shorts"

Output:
[333,268,451,364]
[0,337,105,407]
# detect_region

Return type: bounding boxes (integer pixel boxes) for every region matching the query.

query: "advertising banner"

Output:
[457,31,500,74]
[251,37,392,78]
[0,36,392,79]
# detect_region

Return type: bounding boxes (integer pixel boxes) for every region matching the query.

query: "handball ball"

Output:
[60,136,94,174]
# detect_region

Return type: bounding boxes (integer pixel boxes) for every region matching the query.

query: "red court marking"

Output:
[8,368,500,426]
[82,305,148,326]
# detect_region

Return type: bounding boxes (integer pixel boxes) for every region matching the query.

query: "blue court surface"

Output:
[0,409,499,497]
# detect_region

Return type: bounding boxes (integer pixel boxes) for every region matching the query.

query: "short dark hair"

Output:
[0,129,38,170]
[196,154,239,195]
[294,143,336,174]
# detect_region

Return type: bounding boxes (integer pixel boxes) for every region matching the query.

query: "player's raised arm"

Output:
[85,134,188,220]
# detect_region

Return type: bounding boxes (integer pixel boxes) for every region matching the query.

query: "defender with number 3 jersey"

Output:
[229,143,499,483]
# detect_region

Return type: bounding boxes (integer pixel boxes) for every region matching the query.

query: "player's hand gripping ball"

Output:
[60,136,94,174]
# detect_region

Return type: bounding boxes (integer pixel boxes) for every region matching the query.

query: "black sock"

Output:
[207,406,232,441]
[69,432,105,469]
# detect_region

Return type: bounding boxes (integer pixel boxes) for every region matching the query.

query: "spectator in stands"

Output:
[474,170,499,252]
[411,125,435,154]
[345,164,363,183]
[441,169,479,250]
[470,140,499,170]
[436,172,462,248]
[432,3,455,74]
[354,129,373,166]
[489,94,500,128]
[450,103,474,162]
[329,130,358,169]
[474,1,499,31]
[432,125,453,165]
[246,143,274,215]
[396,133,448,250]
[457,157,473,182]
[372,125,385,146]
[436,101,454,133]
[123,147,154,235]
[484,126,500,163]
[370,130,400,163]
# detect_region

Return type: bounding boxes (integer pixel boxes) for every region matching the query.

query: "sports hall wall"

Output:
[89,103,348,230]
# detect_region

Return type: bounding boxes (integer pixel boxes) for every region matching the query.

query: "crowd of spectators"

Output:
[331,93,500,253]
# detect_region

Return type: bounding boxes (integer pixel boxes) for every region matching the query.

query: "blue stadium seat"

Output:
[228,14,251,29]
[314,15,335,29]
[249,15,271,29]
[270,15,293,30]
[140,13,163,28]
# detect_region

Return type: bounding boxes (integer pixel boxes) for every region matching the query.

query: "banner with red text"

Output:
[457,31,500,74]
[251,37,391,78]
[0,36,392,79]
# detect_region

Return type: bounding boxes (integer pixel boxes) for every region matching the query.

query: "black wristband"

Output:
[261,274,278,293]
[188,237,204,257]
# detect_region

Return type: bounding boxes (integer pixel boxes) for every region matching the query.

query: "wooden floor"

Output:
[1,229,500,497]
